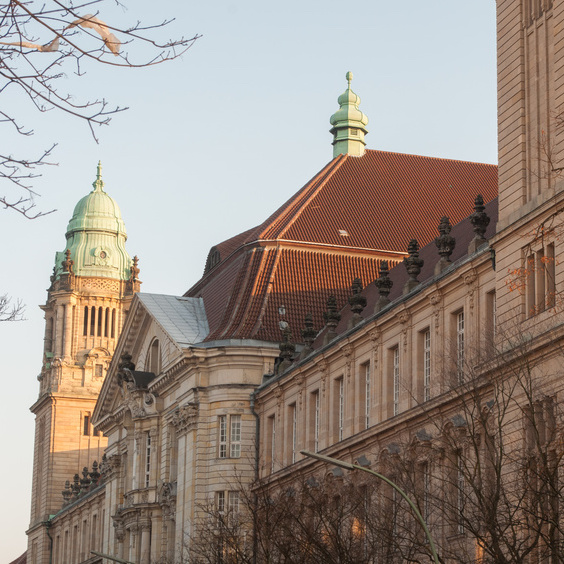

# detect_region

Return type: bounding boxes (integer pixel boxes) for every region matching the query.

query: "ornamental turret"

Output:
[330,71,369,158]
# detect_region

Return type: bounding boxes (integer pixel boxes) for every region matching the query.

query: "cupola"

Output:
[54,162,134,281]
[329,71,369,158]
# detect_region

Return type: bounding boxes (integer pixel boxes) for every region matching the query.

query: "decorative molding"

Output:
[171,403,199,434]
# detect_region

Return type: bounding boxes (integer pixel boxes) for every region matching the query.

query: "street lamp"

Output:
[300,450,440,564]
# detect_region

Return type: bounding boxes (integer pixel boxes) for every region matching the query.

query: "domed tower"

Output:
[27,163,140,558]
[329,71,369,158]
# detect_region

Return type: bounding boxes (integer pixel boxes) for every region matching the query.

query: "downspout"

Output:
[249,391,260,564]
[44,519,53,564]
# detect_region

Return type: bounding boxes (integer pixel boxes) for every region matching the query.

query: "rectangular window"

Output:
[145,433,151,487]
[228,490,240,514]
[218,415,241,459]
[216,490,225,514]
[312,390,320,453]
[268,415,276,473]
[456,311,465,383]
[423,330,431,401]
[337,378,344,441]
[364,362,371,429]
[95,364,103,378]
[83,414,90,436]
[393,347,400,415]
[525,243,557,316]
[219,415,227,458]
[291,403,297,463]
[230,415,241,458]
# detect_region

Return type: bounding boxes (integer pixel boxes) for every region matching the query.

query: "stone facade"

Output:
[25,0,564,561]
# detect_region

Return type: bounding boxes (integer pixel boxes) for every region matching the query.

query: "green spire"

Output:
[329,71,369,158]
[92,160,105,192]
[53,162,133,281]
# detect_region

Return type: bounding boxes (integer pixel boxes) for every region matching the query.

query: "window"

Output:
[145,432,152,487]
[335,377,344,442]
[228,491,240,514]
[146,339,161,374]
[363,362,371,429]
[290,403,297,463]
[83,306,89,336]
[267,415,276,473]
[486,290,496,342]
[392,347,400,415]
[525,243,556,316]
[218,415,241,459]
[456,311,465,383]
[83,414,91,436]
[230,415,241,458]
[311,390,320,453]
[216,490,226,513]
[94,364,103,378]
[423,330,431,401]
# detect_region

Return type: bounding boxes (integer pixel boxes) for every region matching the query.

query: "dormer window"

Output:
[146,339,161,374]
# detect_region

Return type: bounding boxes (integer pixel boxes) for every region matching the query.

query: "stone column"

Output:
[139,518,151,564]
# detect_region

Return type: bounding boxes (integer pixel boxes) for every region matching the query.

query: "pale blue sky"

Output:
[0,1,496,558]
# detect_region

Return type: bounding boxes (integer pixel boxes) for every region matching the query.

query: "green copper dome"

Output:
[330,72,369,158]
[54,162,133,281]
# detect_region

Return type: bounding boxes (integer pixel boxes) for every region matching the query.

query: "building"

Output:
[24,66,501,563]
[250,0,564,562]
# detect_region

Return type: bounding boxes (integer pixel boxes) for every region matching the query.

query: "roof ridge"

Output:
[258,154,348,240]
[365,148,498,167]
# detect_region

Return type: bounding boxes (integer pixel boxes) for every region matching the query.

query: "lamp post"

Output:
[301,450,440,564]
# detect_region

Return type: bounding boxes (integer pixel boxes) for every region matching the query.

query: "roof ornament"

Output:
[348,277,367,327]
[277,326,295,374]
[62,248,74,274]
[434,216,455,275]
[329,71,369,158]
[323,294,341,344]
[62,480,72,506]
[468,194,491,254]
[403,239,424,295]
[92,160,105,193]
[374,261,393,313]
[299,313,317,360]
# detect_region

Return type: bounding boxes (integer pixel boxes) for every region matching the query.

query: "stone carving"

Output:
[469,194,490,253]
[300,313,317,360]
[434,217,455,275]
[348,277,367,327]
[323,295,341,344]
[374,261,393,313]
[277,326,295,374]
[171,403,199,434]
[403,239,424,294]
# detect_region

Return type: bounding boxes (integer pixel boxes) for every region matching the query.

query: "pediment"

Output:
[93,293,208,426]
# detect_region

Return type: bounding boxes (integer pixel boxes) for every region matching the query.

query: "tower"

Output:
[329,71,369,158]
[27,163,140,562]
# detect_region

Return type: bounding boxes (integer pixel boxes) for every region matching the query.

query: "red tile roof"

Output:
[186,150,498,343]
[9,552,27,564]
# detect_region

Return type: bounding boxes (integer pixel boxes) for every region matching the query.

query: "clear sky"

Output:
[0,0,497,558]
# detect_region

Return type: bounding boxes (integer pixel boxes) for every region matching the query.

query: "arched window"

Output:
[104,308,110,337]
[146,339,161,374]
[90,306,96,336]
[97,307,103,336]
[83,307,89,336]
[111,309,116,339]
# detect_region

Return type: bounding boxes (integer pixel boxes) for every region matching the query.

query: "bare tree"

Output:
[0,293,25,321]
[1,0,200,218]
